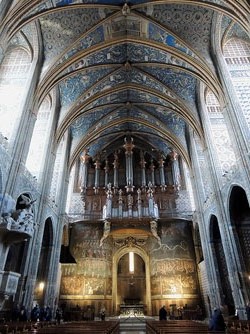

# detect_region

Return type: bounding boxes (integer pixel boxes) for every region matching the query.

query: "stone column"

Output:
[208,24,250,314]
[22,132,71,312]
[147,182,155,217]
[104,183,113,219]
[211,29,250,183]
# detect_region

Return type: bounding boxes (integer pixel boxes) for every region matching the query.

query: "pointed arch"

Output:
[112,244,151,315]
[229,186,250,288]
[209,215,235,315]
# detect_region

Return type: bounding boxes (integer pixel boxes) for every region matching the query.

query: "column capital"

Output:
[113,152,119,169]
[123,137,135,154]
[94,160,101,169]
[169,150,178,161]
[80,149,91,164]
[150,159,155,171]
[158,157,165,167]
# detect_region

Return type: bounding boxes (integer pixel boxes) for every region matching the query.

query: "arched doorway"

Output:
[210,215,235,315]
[229,186,250,301]
[34,218,53,306]
[112,246,152,316]
[117,252,145,315]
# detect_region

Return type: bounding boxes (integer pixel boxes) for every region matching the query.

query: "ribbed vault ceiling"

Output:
[2,0,249,166]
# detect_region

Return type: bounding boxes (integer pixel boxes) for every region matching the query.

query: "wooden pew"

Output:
[0,320,119,334]
[32,320,120,334]
[4,321,29,334]
[0,319,58,333]
[146,319,226,334]
[226,319,250,333]
[0,324,8,334]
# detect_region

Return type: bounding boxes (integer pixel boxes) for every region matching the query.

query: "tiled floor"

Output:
[119,316,146,333]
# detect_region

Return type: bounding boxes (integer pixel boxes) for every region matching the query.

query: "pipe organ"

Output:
[75,138,182,221]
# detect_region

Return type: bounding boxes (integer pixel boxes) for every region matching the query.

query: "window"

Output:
[0,48,31,140]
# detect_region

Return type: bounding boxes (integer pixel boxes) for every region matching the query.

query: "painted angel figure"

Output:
[150,220,161,245]
[100,220,111,246]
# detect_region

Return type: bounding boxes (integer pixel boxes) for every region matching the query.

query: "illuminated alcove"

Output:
[117,252,146,306]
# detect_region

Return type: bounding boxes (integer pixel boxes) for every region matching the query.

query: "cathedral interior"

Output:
[0,0,249,322]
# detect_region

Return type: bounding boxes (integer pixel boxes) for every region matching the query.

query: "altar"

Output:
[119,304,144,317]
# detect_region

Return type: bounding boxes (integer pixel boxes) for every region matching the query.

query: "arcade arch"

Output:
[112,245,151,315]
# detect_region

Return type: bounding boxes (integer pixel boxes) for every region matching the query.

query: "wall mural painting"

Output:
[60,275,106,296]
[72,240,112,260]
[77,258,112,277]
[151,277,162,296]
[161,274,196,295]
[60,275,84,295]
[84,278,105,295]
[106,278,112,296]
[60,221,198,300]
[60,223,112,298]
[150,221,198,297]
[151,259,195,276]
[71,223,101,244]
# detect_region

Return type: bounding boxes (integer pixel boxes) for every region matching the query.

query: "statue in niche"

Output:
[147,182,159,218]
[100,220,111,246]
[19,194,36,208]
[103,184,113,219]
[150,220,161,245]
[0,193,16,216]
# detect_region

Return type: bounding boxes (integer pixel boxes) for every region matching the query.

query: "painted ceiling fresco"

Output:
[3,0,249,165]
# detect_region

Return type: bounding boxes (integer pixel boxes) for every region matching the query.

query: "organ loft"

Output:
[76,136,183,222]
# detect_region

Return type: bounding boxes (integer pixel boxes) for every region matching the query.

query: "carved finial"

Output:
[122,3,130,16]
[123,136,135,153]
